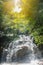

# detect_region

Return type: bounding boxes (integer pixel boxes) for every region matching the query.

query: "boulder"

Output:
[11,46,32,61]
[16,46,28,59]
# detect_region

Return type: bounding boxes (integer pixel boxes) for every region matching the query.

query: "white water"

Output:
[1,35,42,65]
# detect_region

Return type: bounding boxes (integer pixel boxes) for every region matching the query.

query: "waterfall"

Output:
[1,35,42,65]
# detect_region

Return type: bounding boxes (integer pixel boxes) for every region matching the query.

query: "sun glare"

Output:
[13,0,22,13]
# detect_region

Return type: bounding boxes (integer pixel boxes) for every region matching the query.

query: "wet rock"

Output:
[38,59,43,65]
[33,46,41,59]
[33,46,38,54]
[18,41,23,45]
[38,44,43,57]
[11,45,32,61]
[16,46,28,59]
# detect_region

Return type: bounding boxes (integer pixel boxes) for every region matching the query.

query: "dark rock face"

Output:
[16,46,28,59]
[16,46,32,57]
[11,45,33,61]
[11,46,29,61]
[33,45,38,54]
[38,44,43,57]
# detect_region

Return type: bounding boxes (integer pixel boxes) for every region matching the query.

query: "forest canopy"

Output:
[0,0,43,53]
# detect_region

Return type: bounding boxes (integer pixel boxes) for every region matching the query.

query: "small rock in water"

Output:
[38,59,43,65]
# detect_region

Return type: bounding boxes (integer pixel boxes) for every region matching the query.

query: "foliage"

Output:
[31,1,43,48]
[0,0,43,54]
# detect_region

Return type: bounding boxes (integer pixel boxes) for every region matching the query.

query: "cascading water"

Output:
[1,35,42,65]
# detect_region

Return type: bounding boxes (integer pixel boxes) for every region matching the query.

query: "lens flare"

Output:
[13,0,22,13]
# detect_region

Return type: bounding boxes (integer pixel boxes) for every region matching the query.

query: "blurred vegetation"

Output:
[31,0,43,48]
[0,0,43,59]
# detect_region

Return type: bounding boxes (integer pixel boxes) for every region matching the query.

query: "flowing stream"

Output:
[1,35,43,65]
